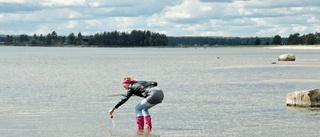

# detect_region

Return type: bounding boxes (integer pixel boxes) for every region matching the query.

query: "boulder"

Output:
[278,53,295,61]
[286,89,320,107]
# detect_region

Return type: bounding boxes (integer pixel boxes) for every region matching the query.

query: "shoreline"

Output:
[266,45,320,49]
[1,45,320,49]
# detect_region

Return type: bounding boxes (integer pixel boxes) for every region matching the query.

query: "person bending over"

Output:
[109,77,164,131]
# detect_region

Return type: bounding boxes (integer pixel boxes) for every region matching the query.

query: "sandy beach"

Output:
[266,45,320,49]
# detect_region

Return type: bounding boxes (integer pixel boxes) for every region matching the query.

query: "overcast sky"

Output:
[0,0,319,37]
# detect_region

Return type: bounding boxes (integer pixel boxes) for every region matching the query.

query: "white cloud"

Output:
[40,0,88,7]
[34,24,51,35]
[292,25,307,32]
[307,16,318,24]
[0,0,319,37]
[84,20,103,28]
[200,5,212,12]
[0,0,26,3]
[65,20,78,29]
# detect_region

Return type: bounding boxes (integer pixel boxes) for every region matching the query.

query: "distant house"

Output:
[82,37,89,42]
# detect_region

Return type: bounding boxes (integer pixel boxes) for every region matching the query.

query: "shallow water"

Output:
[0,46,320,137]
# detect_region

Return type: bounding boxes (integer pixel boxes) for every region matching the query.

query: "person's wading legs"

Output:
[135,99,155,130]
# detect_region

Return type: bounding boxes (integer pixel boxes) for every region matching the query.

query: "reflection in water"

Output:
[287,107,320,112]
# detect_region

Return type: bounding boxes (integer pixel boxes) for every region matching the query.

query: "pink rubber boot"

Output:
[136,116,144,130]
[145,115,152,130]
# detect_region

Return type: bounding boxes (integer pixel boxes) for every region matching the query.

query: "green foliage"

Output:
[168,36,274,46]
[0,30,168,47]
[0,31,319,46]
[304,33,316,45]
[5,35,14,44]
[168,32,320,46]
[30,37,37,46]
[19,34,28,45]
[255,37,261,45]
[77,32,82,45]
[46,33,52,46]
[287,33,301,45]
[68,33,76,45]
[90,30,168,47]
[272,35,282,45]
[39,34,45,45]
[287,32,320,45]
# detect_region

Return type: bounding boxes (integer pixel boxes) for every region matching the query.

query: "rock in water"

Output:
[286,89,320,107]
[278,53,295,61]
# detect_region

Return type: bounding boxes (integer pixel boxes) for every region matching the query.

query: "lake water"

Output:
[1,46,320,137]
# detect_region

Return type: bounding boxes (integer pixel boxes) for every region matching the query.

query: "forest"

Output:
[0,30,319,47]
[0,30,168,47]
[169,32,320,46]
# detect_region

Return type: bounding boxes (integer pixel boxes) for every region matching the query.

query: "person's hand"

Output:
[109,107,115,116]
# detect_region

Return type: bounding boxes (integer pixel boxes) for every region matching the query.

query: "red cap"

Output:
[122,79,137,84]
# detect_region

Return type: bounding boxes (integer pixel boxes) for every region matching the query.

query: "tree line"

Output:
[0,31,319,47]
[0,30,168,47]
[168,32,320,46]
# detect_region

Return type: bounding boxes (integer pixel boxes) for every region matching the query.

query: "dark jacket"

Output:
[114,81,157,109]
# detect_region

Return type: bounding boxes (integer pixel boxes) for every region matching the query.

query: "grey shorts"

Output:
[146,87,164,104]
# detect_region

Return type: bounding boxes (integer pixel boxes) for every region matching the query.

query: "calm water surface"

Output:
[1,46,320,137]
